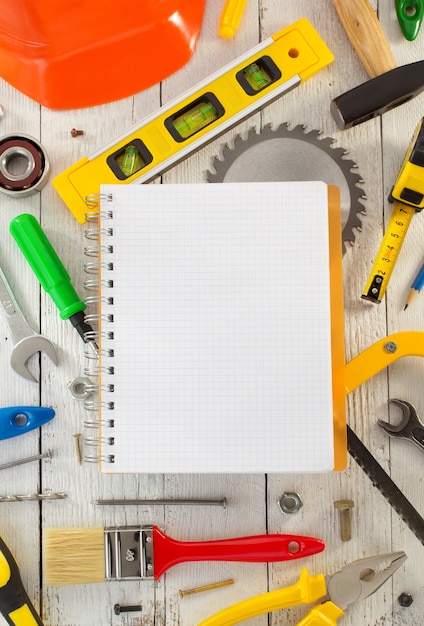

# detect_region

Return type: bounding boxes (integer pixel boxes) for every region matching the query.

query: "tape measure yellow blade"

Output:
[52,18,334,223]
[362,202,415,303]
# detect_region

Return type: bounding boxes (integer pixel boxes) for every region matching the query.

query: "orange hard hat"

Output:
[0,0,207,109]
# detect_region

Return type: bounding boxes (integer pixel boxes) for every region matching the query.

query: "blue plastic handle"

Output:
[0,407,55,440]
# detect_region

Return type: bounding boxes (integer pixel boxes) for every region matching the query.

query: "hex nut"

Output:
[278,492,303,514]
[398,592,413,607]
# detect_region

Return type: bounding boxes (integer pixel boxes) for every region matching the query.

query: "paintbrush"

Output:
[43,525,325,585]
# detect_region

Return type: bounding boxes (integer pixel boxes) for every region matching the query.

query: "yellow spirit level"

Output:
[362,118,424,303]
[52,18,334,223]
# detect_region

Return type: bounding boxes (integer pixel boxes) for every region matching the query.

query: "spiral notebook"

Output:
[83,181,346,473]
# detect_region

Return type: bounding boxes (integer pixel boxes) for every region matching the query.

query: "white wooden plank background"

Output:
[0,1,423,624]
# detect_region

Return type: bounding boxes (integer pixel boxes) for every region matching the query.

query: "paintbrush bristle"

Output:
[44,528,105,585]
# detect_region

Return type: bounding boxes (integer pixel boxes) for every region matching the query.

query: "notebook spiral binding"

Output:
[82,193,115,464]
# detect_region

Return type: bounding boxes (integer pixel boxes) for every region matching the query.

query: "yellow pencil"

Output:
[218,0,248,38]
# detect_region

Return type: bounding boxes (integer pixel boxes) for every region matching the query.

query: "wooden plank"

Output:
[0,0,423,624]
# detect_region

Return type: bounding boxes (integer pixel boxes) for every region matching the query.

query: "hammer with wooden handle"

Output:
[331,0,424,129]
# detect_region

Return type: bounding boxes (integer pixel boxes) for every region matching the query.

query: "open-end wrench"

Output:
[378,399,424,453]
[0,265,58,382]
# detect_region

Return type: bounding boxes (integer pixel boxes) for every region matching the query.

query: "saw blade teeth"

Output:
[206,120,366,252]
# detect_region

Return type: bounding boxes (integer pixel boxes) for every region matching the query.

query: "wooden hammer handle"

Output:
[332,0,397,77]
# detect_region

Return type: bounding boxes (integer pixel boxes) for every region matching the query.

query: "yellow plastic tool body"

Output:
[52,18,333,223]
[197,568,332,626]
[8,605,40,626]
[297,601,344,625]
[362,118,424,303]
[218,0,248,38]
[391,117,424,210]
[344,330,424,394]
[0,536,43,625]
[361,202,415,303]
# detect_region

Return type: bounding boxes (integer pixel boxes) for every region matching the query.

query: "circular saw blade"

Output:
[207,123,366,253]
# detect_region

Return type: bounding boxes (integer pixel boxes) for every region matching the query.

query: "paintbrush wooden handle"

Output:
[152,526,325,579]
[332,0,397,77]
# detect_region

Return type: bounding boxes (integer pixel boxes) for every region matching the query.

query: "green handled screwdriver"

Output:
[10,214,97,353]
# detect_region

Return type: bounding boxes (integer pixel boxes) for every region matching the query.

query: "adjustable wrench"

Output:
[0,265,58,382]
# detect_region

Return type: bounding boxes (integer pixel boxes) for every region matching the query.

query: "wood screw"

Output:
[179,579,235,597]
[72,433,83,465]
[334,499,354,541]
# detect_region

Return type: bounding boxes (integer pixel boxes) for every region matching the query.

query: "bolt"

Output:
[334,499,354,542]
[384,341,397,354]
[398,592,413,607]
[71,128,84,137]
[113,603,141,615]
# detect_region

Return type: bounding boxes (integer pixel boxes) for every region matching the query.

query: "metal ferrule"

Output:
[104,526,154,580]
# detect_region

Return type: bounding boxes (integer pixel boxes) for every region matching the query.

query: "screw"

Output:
[0,449,51,471]
[72,433,83,465]
[71,128,84,137]
[113,603,141,615]
[384,341,397,353]
[179,579,235,597]
[398,592,413,607]
[334,499,354,541]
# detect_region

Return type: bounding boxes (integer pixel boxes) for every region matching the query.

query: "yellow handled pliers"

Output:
[198,551,406,625]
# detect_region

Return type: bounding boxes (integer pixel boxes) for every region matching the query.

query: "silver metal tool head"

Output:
[378,399,417,436]
[11,336,58,383]
[0,264,58,382]
[378,398,424,450]
[327,551,407,611]
[104,526,154,580]
[207,123,366,253]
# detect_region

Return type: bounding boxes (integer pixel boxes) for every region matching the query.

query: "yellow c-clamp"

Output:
[345,330,424,393]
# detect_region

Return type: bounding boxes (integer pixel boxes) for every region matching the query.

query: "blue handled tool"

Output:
[0,406,55,440]
[395,0,423,40]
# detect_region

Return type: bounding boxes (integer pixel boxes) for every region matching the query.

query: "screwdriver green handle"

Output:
[9,214,85,320]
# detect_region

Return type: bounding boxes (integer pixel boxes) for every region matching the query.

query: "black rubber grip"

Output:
[331,61,424,129]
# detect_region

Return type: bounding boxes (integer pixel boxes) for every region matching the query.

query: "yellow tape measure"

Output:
[52,18,334,223]
[362,202,415,303]
[362,117,424,303]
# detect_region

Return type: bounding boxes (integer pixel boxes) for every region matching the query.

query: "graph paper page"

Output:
[97,181,337,473]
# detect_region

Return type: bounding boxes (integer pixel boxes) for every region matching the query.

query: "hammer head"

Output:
[11,336,58,382]
[331,61,424,129]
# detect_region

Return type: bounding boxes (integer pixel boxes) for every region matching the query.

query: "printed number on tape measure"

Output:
[362,203,415,303]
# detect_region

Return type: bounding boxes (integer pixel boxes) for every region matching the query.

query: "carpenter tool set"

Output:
[0,1,423,625]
